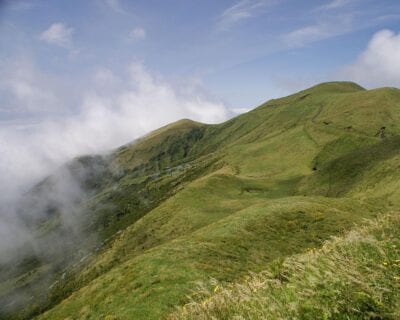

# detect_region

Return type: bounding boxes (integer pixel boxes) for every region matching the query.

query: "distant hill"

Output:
[2,81,400,320]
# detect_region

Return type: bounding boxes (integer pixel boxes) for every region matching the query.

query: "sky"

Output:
[1,0,400,198]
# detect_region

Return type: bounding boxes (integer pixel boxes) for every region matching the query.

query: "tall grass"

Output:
[170,213,400,319]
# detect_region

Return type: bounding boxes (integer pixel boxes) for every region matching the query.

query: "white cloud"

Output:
[39,22,74,48]
[129,27,146,41]
[283,14,354,47]
[0,61,230,202]
[320,0,354,10]
[232,107,251,114]
[104,0,126,14]
[217,0,275,31]
[340,29,400,87]
[283,1,400,48]
[284,24,334,47]
[0,58,60,113]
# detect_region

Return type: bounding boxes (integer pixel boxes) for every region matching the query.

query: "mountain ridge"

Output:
[2,81,400,319]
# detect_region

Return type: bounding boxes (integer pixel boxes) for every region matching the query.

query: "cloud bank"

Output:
[0,61,230,203]
[0,59,230,287]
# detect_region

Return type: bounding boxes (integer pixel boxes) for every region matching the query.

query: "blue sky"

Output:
[2,0,400,110]
[1,0,400,197]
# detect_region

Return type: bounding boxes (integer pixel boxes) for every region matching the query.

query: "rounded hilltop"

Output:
[303,81,366,94]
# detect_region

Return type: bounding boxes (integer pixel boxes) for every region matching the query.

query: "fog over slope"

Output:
[0,61,230,264]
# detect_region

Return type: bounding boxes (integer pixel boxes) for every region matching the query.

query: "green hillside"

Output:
[170,213,400,319]
[2,81,400,320]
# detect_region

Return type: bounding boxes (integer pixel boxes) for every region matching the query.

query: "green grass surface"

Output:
[170,213,400,320]
[37,197,379,320]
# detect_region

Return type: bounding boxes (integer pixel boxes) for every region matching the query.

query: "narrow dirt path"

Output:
[311,104,324,123]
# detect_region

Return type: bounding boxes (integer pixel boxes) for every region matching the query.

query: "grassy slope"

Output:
[39,198,380,320]
[20,82,400,319]
[170,213,400,320]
